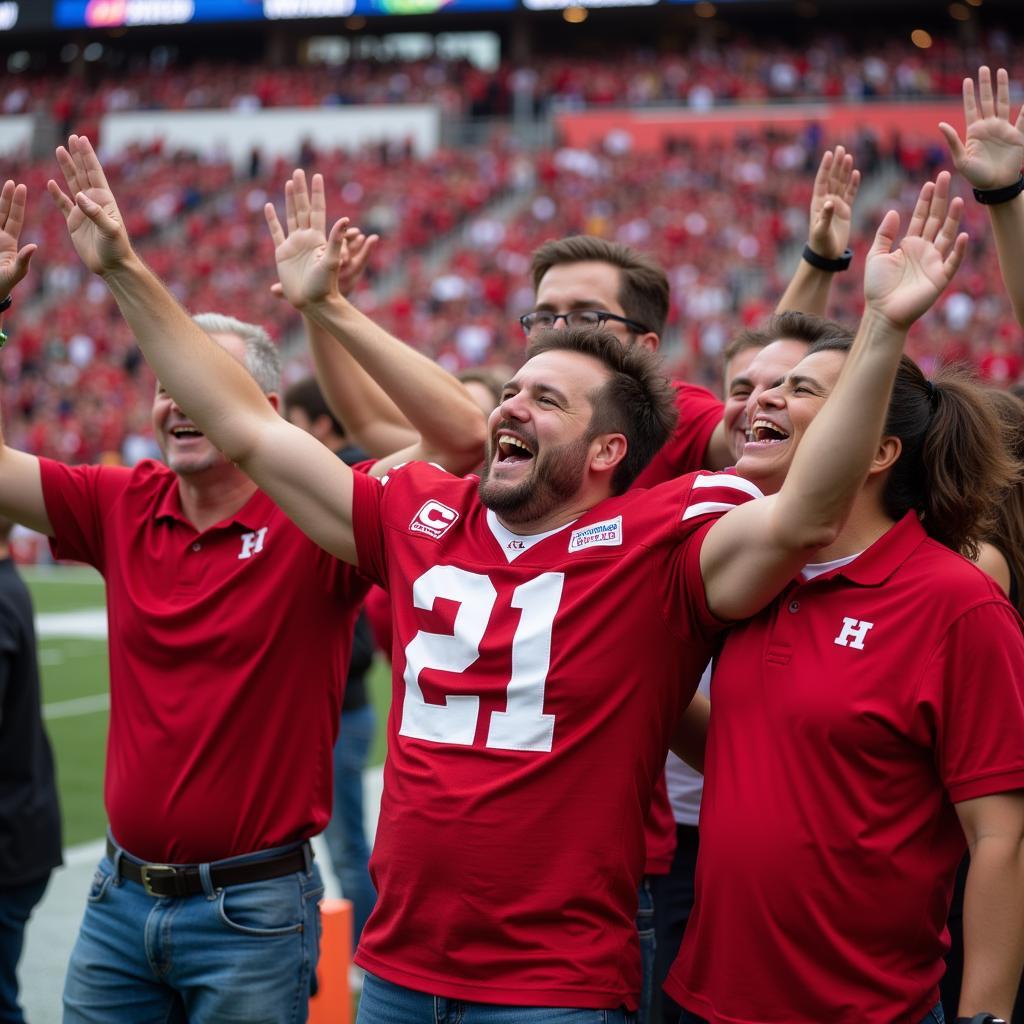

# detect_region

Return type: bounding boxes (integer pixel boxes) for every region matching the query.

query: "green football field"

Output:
[24,564,392,848]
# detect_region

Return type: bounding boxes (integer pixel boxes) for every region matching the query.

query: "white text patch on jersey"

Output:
[568,516,623,552]
[410,500,460,540]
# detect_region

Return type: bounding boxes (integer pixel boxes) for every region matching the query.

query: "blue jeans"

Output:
[678,1002,945,1023]
[636,878,655,1024]
[323,702,377,946]
[62,845,323,1024]
[0,875,51,1024]
[358,972,638,1023]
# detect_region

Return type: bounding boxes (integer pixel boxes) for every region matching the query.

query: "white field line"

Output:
[36,609,108,639]
[43,693,110,720]
[21,565,104,585]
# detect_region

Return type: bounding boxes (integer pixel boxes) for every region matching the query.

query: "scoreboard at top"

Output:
[2,0,756,29]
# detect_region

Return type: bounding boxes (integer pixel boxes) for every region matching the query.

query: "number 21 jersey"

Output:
[350,461,757,1008]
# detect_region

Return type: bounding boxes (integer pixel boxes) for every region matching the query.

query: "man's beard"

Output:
[478,433,592,526]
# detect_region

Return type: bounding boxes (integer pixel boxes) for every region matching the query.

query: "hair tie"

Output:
[924,379,939,411]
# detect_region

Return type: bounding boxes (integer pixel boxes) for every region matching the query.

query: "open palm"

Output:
[47,135,133,275]
[808,146,861,258]
[940,67,1024,190]
[0,180,37,297]
[265,170,349,310]
[864,173,967,329]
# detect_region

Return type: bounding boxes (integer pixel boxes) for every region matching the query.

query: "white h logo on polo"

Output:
[834,617,874,650]
[238,527,268,560]
[410,500,459,540]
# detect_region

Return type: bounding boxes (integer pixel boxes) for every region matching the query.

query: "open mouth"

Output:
[170,426,205,440]
[747,419,790,444]
[495,431,535,465]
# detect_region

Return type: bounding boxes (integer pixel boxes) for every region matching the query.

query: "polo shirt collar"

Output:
[819,512,927,587]
[155,478,272,533]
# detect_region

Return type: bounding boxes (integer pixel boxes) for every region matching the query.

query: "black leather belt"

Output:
[107,838,310,898]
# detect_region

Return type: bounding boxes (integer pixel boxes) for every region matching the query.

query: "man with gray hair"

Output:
[0,173,486,1023]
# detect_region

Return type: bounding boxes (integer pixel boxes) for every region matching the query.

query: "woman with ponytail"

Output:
[664,341,1024,1024]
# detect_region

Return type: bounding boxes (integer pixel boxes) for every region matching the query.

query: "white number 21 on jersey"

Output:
[400,565,563,753]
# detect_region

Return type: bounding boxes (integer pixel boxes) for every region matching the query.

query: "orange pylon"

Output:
[308,898,353,1024]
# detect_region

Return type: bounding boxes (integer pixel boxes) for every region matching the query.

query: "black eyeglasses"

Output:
[518,309,650,335]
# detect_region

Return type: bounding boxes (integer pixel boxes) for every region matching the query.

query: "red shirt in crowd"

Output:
[40,458,368,864]
[665,513,1024,1024]
[349,462,756,1009]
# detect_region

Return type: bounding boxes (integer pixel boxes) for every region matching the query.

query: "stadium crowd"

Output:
[3,27,1024,125]
[0,31,1022,1024]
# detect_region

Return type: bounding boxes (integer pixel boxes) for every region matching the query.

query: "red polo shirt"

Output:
[40,458,368,864]
[665,513,1024,1024]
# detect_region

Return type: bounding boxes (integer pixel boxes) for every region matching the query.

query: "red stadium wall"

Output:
[555,100,964,151]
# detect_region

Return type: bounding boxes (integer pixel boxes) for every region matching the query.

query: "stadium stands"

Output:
[1,28,1022,463]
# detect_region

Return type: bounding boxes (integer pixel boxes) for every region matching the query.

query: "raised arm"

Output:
[775,146,861,317]
[289,224,421,457]
[269,171,486,474]
[955,791,1024,1021]
[702,174,967,620]
[48,136,361,563]
[0,181,51,536]
[940,66,1024,327]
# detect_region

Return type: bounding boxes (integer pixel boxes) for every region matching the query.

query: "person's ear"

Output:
[590,433,628,476]
[867,435,902,477]
[633,330,660,353]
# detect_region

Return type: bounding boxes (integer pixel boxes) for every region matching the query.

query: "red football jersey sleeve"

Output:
[350,462,757,1008]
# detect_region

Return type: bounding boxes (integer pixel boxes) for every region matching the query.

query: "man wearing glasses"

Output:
[522,235,731,1023]
[525,237,735,490]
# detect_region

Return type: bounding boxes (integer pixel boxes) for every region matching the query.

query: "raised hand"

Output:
[337,226,379,297]
[47,135,134,276]
[807,146,861,258]
[270,221,379,302]
[265,170,355,310]
[864,172,968,329]
[939,66,1024,191]
[0,180,37,299]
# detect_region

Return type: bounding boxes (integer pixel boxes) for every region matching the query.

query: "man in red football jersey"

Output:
[52,135,965,1023]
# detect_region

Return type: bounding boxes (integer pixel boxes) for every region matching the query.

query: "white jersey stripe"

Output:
[682,500,745,521]
[690,473,764,500]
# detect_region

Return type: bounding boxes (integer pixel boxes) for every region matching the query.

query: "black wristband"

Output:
[956,1015,1007,1024]
[972,174,1024,205]
[801,244,853,272]
[0,294,10,314]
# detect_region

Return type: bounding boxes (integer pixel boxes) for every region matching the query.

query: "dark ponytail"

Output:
[889,362,1016,556]
[981,388,1024,613]
[806,340,1017,557]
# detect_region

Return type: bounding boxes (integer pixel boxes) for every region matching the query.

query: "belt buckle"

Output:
[139,863,177,897]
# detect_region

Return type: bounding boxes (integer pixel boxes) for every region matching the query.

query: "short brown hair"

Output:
[723,311,853,367]
[456,367,509,411]
[283,376,345,438]
[530,236,670,338]
[526,327,677,494]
